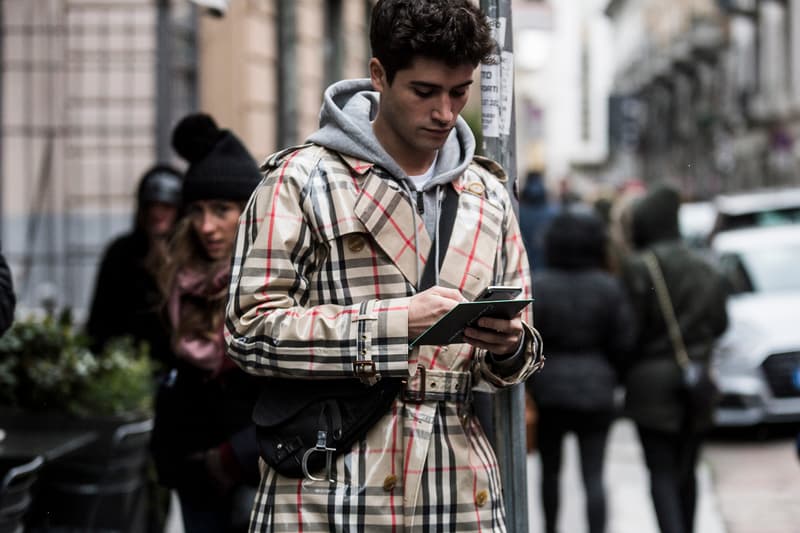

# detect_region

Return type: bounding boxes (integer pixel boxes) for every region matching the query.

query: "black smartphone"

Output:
[474,285,522,301]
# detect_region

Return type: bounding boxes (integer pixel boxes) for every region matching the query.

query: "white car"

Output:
[711,225,800,426]
[713,186,800,235]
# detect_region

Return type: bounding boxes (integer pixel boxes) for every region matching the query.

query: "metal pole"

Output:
[479,1,529,532]
[277,0,298,147]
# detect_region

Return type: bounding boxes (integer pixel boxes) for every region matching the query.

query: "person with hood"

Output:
[224,0,544,530]
[620,183,728,533]
[528,205,635,533]
[86,164,182,364]
[150,113,262,532]
[519,170,559,272]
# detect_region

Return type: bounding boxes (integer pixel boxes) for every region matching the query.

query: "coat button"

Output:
[476,489,489,507]
[348,236,366,253]
[383,474,398,491]
[466,182,485,196]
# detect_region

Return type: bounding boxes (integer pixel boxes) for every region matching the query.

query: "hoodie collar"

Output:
[307,78,475,190]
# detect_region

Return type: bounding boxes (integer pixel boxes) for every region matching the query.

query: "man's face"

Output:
[370,57,475,170]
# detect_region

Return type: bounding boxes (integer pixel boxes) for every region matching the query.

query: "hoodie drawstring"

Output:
[398,181,446,289]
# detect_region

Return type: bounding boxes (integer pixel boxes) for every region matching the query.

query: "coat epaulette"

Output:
[260,143,315,172]
[471,155,508,183]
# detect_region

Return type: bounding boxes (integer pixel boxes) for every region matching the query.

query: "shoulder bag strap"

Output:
[642,250,690,369]
[419,185,458,291]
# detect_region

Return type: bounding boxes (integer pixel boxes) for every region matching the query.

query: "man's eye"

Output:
[451,90,467,98]
[413,88,433,98]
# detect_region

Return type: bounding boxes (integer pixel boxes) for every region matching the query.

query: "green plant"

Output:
[0,311,153,418]
[69,337,153,418]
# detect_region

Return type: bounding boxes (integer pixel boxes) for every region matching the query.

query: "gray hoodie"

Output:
[307,78,476,241]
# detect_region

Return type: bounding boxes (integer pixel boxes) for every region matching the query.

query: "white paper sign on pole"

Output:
[491,16,507,48]
[499,50,514,136]
[481,57,501,139]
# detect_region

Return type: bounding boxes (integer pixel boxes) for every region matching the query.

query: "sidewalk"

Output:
[526,418,727,533]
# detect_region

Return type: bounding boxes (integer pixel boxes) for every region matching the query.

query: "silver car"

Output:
[711,225,800,426]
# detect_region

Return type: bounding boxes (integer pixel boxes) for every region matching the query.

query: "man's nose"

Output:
[432,95,454,124]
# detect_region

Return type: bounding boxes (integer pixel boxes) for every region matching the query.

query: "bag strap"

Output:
[642,251,691,369]
[419,185,458,291]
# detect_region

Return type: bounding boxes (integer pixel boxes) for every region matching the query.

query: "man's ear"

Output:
[369,58,386,92]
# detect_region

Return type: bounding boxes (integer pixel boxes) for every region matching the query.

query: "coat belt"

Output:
[402,366,472,404]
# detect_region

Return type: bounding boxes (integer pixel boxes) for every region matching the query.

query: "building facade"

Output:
[0,0,372,318]
[605,0,800,198]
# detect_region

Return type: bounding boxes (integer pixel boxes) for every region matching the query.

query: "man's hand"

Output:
[408,286,464,339]
[463,312,524,357]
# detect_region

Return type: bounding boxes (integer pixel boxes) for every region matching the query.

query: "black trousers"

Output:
[536,409,613,533]
[636,425,702,533]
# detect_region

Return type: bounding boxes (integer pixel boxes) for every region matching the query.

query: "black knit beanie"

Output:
[171,113,262,204]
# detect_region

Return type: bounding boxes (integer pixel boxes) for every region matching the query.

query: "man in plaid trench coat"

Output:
[225,0,544,530]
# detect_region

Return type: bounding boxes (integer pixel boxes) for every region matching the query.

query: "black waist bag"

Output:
[253,378,402,478]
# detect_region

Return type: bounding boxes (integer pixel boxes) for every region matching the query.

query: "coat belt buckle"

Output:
[404,365,427,403]
[353,360,378,379]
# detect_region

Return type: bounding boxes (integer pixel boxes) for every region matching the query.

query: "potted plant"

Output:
[0,310,157,528]
[0,309,155,430]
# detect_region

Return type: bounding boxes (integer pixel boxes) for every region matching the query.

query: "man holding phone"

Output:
[225,0,543,530]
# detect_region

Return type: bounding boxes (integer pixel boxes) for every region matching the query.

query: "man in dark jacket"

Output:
[86,165,181,365]
[621,183,728,533]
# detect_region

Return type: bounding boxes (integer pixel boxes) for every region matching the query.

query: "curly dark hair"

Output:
[370,0,496,84]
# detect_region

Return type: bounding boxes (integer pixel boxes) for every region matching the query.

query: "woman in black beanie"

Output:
[150,113,263,532]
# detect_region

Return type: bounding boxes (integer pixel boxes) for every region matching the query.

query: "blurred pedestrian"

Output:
[519,170,559,273]
[528,205,635,533]
[149,113,262,532]
[620,183,728,533]
[86,164,182,366]
[0,244,15,335]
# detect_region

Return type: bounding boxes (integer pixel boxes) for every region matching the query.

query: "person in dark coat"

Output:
[0,245,15,335]
[86,165,182,365]
[149,113,262,532]
[620,183,728,533]
[528,205,635,533]
[518,171,559,273]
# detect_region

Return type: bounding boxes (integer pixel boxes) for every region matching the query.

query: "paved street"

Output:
[704,429,800,533]
[527,419,800,533]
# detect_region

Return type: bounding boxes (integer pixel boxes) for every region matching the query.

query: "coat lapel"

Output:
[354,170,431,286]
[437,175,505,300]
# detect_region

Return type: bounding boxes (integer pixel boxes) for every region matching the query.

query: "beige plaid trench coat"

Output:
[225,143,542,532]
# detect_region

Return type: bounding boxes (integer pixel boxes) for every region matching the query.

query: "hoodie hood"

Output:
[631,183,682,248]
[545,206,607,270]
[307,78,475,192]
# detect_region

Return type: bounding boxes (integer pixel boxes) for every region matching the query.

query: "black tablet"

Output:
[409,298,533,347]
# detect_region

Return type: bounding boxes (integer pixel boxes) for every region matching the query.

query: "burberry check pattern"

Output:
[225,144,542,532]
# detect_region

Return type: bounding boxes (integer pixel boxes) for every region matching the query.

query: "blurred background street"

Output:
[525,418,800,533]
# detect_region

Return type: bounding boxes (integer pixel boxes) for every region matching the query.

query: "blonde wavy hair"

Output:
[156,216,231,344]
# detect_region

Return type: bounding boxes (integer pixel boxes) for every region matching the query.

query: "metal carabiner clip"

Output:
[302,430,337,483]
